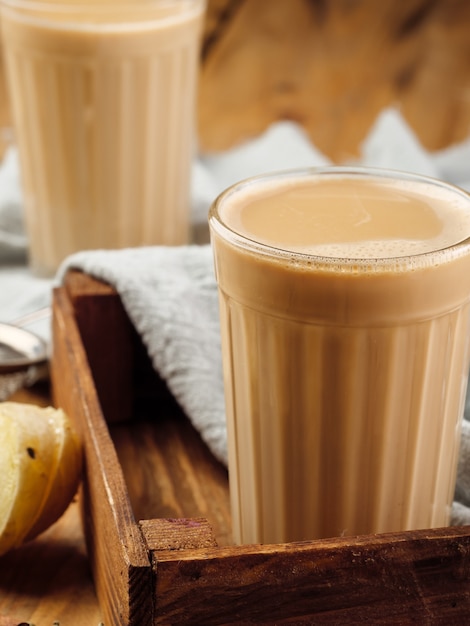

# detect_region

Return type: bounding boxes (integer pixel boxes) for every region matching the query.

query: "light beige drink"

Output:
[209,167,470,545]
[1,0,205,276]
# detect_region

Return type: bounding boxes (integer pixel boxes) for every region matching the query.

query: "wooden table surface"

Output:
[0,384,103,626]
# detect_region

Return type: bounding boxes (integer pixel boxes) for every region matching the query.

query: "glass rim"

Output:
[0,0,203,8]
[208,165,470,270]
[0,0,206,29]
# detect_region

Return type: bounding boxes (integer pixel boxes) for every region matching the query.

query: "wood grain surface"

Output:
[111,413,232,547]
[151,526,470,623]
[52,280,153,626]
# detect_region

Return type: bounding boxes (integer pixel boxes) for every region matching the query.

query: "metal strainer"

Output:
[0,307,50,400]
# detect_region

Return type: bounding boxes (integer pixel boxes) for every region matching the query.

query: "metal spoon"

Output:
[0,307,49,374]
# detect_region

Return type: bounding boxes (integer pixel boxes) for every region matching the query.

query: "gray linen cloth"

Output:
[59,245,228,466]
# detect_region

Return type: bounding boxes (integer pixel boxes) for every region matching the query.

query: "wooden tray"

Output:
[51,270,470,625]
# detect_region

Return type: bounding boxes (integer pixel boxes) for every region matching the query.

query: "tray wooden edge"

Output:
[52,278,153,626]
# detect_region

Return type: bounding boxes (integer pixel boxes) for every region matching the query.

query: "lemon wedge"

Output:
[0,402,82,555]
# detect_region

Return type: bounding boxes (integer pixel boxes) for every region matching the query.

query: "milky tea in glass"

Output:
[209,167,470,545]
[0,0,206,276]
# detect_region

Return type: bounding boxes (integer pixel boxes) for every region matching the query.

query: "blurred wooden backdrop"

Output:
[198,0,470,161]
[0,0,469,162]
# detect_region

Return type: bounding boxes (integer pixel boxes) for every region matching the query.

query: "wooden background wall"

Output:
[198,0,470,162]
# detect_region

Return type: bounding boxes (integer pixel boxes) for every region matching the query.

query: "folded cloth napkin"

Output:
[59,245,228,466]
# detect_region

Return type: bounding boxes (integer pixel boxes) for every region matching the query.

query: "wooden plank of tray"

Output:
[148,527,470,624]
[109,409,232,547]
[52,270,224,625]
[52,270,470,624]
[52,275,155,625]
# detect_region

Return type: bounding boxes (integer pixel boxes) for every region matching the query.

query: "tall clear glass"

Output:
[0,0,206,276]
[209,166,470,545]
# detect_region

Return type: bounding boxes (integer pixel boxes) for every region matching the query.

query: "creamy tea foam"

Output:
[220,175,470,259]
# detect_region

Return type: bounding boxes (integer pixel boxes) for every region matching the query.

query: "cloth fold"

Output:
[59,245,228,466]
